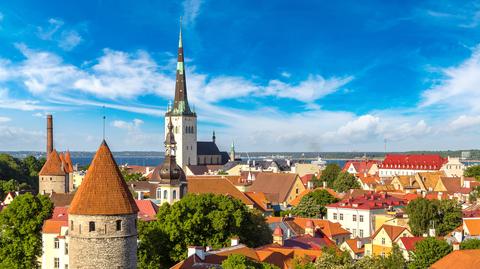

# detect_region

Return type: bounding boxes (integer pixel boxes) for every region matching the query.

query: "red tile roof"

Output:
[69,141,139,216]
[398,236,424,251]
[135,200,158,221]
[343,160,379,174]
[300,174,314,186]
[326,192,407,210]
[379,154,447,170]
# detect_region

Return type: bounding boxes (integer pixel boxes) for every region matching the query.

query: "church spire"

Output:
[170,17,194,116]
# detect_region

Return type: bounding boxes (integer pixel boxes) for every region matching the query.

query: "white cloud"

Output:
[421,45,480,112]
[182,0,203,25]
[449,115,480,131]
[37,18,82,51]
[112,118,143,131]
[59,30,82,51]
[264,75,353,103]
[111,118,160,148]
[0,88,52,111]
[0,116,10,123]
[281,71,291,78]
[0,125,44,151]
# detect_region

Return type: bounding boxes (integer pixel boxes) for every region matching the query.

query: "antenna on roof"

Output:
[102,105,106,140]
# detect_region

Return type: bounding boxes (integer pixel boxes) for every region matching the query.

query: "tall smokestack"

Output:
[47,115,53,157]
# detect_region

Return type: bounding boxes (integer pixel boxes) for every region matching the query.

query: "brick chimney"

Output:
[46,115,53,157]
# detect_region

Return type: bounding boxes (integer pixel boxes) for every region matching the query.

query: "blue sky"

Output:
[0,0,480,152]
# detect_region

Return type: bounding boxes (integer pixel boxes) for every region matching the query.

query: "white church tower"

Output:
[165,22,197,168]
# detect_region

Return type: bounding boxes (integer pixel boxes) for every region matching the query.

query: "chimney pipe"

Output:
[47,115,53,157]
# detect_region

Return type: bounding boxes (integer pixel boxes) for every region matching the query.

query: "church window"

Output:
[163,190,168,199]
[89,221,95,232]
[173,190,177,200]
[54,238,59,249]
[116,220,122,231]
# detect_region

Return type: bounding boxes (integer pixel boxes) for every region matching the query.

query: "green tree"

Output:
[222,254,280,269]
[333,172,360,193]
[320,164,341,188]
[137,221,171,269]
[313,247,352,269]
[291,189,339,218]
[0,193,53,268]
[309,175,322,189]
[120,168,146,182]
[436,199,462,236]
[460,238,480,250]
[469,185,480,203]
[382,243,407,269]
[138,194,272,267]
[406,198,462,236]
[465,165,480,181]
[408,237,451,269]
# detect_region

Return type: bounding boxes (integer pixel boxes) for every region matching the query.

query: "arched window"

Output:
[89,221,95,232]
[163,190,168,199]
[173,190,177,200]
[156,188,161,199]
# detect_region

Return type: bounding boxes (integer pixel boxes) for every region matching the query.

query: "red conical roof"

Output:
[39,150,66,176]
[273,225,284,236]
[64,151,74,173]
[69,141,138,215]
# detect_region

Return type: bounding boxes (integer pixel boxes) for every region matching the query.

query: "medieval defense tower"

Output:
[68,140,139,268]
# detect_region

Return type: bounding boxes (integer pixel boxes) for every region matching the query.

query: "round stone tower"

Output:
[68,140,139,269]
[39,149,68,195]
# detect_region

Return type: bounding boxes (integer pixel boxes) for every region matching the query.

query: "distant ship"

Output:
[311,156,327,166]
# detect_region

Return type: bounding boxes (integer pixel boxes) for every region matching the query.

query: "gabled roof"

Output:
[380,154,447,170]
[39,150,66,176]
[135,200,158,221]
[244,192,272,212]
[464,219,480,236]
[186,165,224,175]
[344,239,365,254]
[398,236,424,251]
[326,192,407,210]
[248,173,300,203]
[49,192,75,207]
[197,141,221,155]
[69,141,138,215]
[343,160,379,174]
[371,224,409,241]
[187,176,254,206]
[430,249,480,269]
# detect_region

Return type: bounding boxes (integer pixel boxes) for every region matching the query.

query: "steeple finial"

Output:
[179,17,183,48]
[212,130,216,143]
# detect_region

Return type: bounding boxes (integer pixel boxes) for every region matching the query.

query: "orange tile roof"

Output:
[42,219,68,234]
[68,141,139,215]
[248,173,300,203]
[292,217,351,238]
[371,224,409,241]
[464,219,480,236]
[290,189,312,206]
[64,151,74,173]
[39,150,66,176]
[344,239,365,254]
[244,192,272,212]
[187,177,254,206]
[430,249,480,269]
